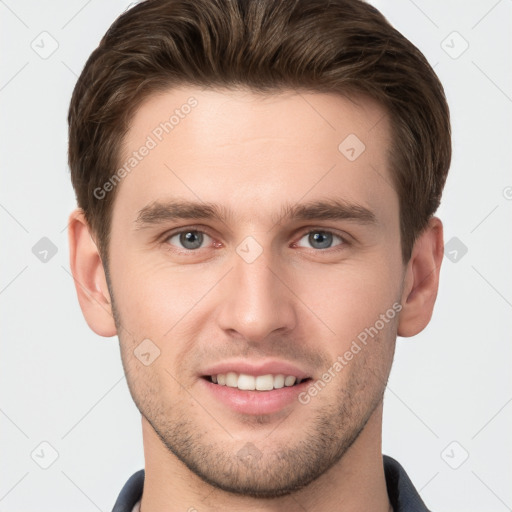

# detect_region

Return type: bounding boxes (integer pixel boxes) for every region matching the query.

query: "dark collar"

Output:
[383,455,431,511]
[112,455,431,512]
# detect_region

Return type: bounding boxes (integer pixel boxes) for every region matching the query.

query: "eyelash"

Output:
[160,225,350,254]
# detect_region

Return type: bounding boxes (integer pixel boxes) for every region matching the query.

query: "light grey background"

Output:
[1,1,511,511]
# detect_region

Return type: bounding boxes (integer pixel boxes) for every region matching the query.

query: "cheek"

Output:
[295,258,401,346]
[110,252,204,335]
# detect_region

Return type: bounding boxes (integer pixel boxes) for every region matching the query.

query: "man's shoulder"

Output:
[112,469,144,512]
[383,454,432,512]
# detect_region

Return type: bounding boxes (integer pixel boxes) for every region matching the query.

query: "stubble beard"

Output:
[133,362,387,498]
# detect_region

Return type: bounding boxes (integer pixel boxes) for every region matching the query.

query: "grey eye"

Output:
[168,230,211,250]
[297,231,343,250]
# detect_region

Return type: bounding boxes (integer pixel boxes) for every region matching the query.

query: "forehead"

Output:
[126,86,389,151]
[113,86,396,228]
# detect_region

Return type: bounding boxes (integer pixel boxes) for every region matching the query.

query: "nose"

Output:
[215,243,297,344]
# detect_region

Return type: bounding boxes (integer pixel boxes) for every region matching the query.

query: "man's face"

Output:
[106,86,405,496]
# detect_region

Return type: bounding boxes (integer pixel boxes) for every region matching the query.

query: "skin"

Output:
[68,86,444,512]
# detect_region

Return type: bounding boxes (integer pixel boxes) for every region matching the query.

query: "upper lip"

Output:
[200,359,311,379]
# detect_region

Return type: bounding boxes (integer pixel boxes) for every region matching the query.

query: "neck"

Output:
[139,403,391,512]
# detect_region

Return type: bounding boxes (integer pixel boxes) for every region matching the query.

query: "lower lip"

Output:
[200,378,311,415]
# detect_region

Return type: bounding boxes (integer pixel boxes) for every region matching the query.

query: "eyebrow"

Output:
[134,198,377,229]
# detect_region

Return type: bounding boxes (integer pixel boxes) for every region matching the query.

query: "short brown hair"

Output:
[68,0,451,268]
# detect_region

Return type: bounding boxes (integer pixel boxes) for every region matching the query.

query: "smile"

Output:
[205,372,310,391]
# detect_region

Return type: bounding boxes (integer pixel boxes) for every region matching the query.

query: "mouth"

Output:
[199,360,314,415]
[202,373,312,391]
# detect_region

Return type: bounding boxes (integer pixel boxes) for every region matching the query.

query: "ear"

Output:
[67,208,117,337]
[397,216,444,337]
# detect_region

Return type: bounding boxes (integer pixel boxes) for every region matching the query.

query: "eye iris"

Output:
[180,231,203,249]
[309,231,332,249]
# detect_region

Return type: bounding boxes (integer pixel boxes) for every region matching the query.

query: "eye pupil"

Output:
[309,231,332,249]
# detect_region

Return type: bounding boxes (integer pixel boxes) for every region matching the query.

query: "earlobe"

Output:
[397,217,444,338]
[67,208,117,337]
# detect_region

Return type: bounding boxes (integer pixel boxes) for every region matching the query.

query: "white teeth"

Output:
[238,374,256,390]
[284,375,297,387]
[225,372,238,388]
[210,372,304,391]
[273,374,285,389]
[255,374,274,391]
